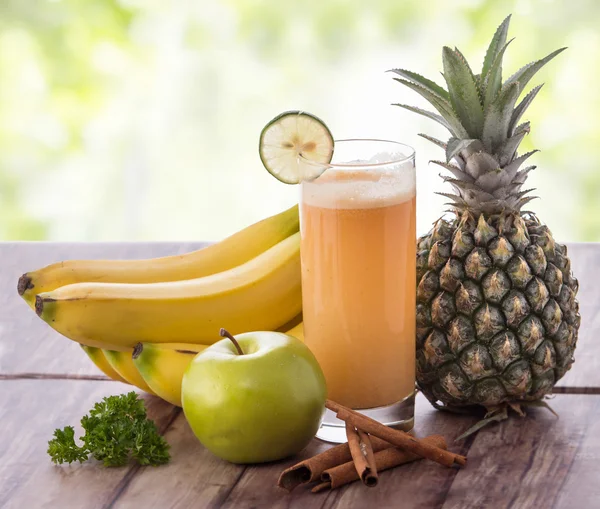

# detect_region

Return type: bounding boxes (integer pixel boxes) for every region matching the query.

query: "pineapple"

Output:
[391,16,580,424]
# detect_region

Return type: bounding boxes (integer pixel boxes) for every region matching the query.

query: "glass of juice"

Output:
[300,139,416,443]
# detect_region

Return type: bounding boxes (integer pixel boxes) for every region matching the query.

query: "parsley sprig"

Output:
[48,392,170,467]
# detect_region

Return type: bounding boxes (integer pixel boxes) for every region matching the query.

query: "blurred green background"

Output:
[0,0,598,242]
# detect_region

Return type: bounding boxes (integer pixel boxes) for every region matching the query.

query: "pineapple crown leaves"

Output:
[445,138,482,163]
[442,46,485,137]
[388,69,449,100]
[482,82,521,153]
[430,160,475,183]
[498,129,529,166]
[482,38,514,109]
[393,104,454,134]
[418,133,447,149]
[441,176,497,201]
[390,14,566,214]
[481,15,512,79]
[391,79,468,138]
[436,192,469,208]
[514,165,536,184]
[504,47,567,94]
[499,150,539,185]
[509,84,543,136]
[463,151,500,180]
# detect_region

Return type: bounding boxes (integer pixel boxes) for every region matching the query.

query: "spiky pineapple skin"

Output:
[416,213,580,409]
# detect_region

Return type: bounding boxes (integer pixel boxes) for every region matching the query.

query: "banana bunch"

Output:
[133,321,303,406]
[81,321,303,407]
[18,205,299,306]
[80,345,128,384]
[19,206,305,405]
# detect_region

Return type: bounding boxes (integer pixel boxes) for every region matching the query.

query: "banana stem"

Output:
[132,343,143,360]
[17,273,34,296]
[220,328,244,355]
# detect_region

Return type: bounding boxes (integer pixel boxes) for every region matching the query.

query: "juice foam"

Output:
[302,166,415,210]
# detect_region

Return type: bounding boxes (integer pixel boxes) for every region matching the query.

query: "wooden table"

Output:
[1,242,599,509]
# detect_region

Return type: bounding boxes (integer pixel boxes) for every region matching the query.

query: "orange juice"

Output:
[301,169,416,409]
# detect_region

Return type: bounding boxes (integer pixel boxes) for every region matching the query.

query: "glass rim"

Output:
[299,138,415,169]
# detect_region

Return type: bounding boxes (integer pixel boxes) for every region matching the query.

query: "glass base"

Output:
[316,391,416,443]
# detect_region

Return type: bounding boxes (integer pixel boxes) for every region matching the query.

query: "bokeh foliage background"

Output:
[0,0,598,241]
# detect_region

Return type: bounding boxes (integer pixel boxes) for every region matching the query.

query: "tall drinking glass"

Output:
[300,139,416,443]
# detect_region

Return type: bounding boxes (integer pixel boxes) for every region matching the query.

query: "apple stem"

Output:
[220,328,244,355]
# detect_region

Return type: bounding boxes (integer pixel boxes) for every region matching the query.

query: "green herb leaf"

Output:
[47,426,89,464]
[48,392,170,467]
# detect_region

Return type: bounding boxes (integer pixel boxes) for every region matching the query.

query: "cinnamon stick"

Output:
[357,430,378,486]
[325,399,466,468]
[320,435,447,491]
[311,481,331,493]
[346,424,378,487]
[277,435,391,491]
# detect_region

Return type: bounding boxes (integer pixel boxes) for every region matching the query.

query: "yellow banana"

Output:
[286,321,304,342]
[80,345,129,384]
[276,311,302,333]
[132,343,207,407]
[36,233,302,349]
[131,322,302,407]
[18,204,299,307]
[103,349,156,395]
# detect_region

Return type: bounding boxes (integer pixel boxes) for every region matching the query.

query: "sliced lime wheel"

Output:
[259,110,334,184]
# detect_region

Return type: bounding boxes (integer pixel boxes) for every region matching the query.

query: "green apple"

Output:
[181,329,327,464]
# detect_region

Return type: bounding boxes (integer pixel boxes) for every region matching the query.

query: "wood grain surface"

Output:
[1,242,599,509]
[0,380,176,509]
[443,395,599,509]
[111,416,246,509]
[554,244,600,389]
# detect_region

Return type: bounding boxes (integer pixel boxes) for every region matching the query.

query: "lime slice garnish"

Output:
[259,110,334,184]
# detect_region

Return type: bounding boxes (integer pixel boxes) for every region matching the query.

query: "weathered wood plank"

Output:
[553,396,600,508]
[555,244,600,388]
[0,242,205,375]
[1,378,599,508]
[111,417,246,509]
[442,394,600,509]
[0,379,176,509]
[118,393,477,509]
[216,395,600,509]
